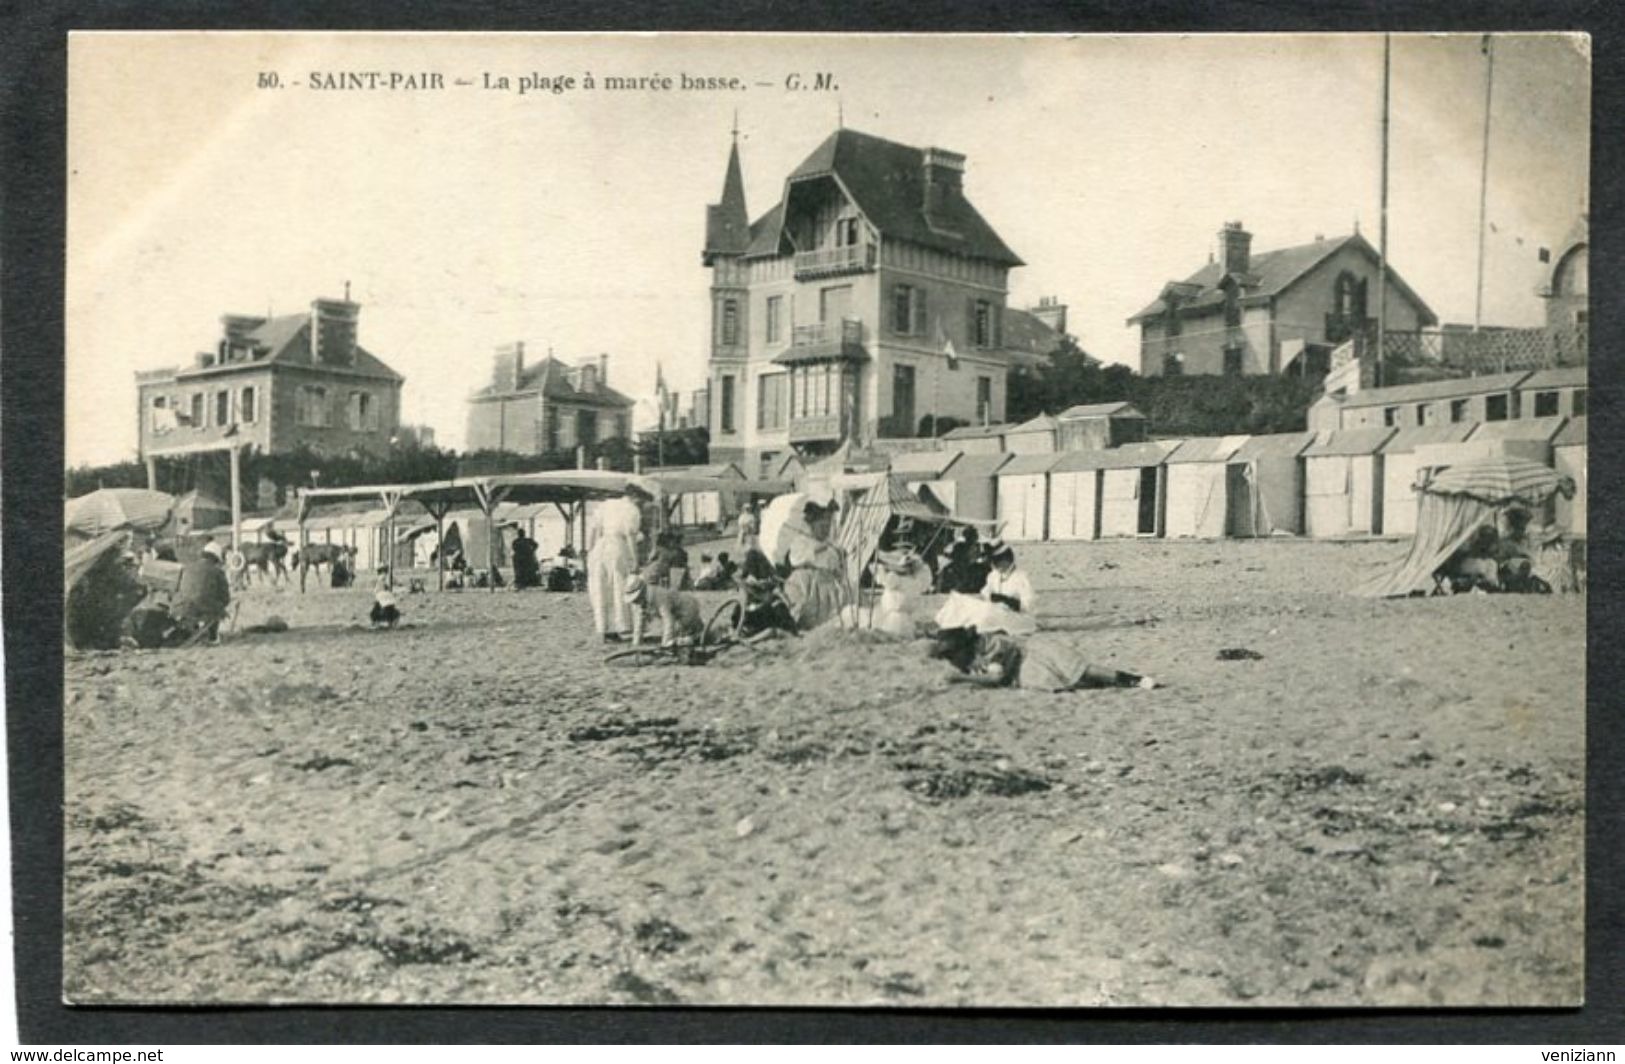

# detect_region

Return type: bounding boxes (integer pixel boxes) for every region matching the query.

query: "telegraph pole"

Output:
[1377,33,1391,387]
[1474,33,1495,331]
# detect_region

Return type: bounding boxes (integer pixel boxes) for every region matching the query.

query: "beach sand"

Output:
[63,538,1584,1006]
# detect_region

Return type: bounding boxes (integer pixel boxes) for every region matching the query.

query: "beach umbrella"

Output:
[1423,456,1574,508]
[758,484,838,565]
[65,488,175,539]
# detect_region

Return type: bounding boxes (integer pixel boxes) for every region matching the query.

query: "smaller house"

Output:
[466,342,635,456]
[1129,223,1437,377]
[1302,427,1395,537]
[1055,402,1148,452]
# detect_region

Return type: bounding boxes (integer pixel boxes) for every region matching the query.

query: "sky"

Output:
[66,32,1590,466]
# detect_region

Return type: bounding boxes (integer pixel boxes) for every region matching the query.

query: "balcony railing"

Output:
[787,413,848,443]
[779,318,867,364]
[794,242,877,279]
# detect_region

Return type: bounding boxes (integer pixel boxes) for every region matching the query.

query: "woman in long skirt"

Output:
[587,488,644,642]
[781,502,849,631]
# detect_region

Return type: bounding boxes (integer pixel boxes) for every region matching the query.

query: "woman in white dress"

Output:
[781,501,849,631]
[587,486,645,642]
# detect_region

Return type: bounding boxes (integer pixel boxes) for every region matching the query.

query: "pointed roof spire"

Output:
[704,119,751,263]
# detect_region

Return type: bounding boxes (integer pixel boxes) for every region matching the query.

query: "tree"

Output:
[636,426,710,468]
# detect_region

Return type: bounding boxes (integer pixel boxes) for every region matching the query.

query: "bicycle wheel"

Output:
[603,645,676,668]
[703,599,743,647]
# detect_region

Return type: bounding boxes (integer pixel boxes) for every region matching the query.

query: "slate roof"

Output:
[938,452,1011,480]
[743,128,1022,267]
[1466,416,1568,443]
[1058,402,1145,420]
[998,453,1062,476]
[1166,435,1250,465]
[889,449,961,478]
[1553,416,1587,447]
[1517,366,1588,391]
[1053,439,1185,472]
[1339,371,1530,409]
[1127,232,1437,326]
[1003,307,1064,358]
[172,312,404,382]
[941,423,1005,440]
[470,356,635,407]
[1302,427,1396,458]
[1230,431,1317,462]
[1378,423,1476,455]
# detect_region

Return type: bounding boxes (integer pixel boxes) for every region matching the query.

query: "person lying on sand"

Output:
[625,573,704,648]
[930,627,1159,692]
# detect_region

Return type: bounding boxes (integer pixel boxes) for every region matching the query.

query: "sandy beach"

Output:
[63,538,1584,1007]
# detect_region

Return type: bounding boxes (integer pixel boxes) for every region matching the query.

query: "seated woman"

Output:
[935,526,989,595]
[1494,508,1550,592]
[931,627,1158,691]
[981,540,1036,615]
[782,500,850,631]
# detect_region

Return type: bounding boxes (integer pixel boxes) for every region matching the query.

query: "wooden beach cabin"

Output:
[1163,435,1250,539]
[996,452,1061,541]
[921,452,1010,523]
[1093,439,1184,539]
[1302,427,1395,537]
[1226,432,1316,537]
[1377,423,1476,537]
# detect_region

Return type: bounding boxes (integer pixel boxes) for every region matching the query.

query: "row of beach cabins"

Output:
[765,414,1588,546]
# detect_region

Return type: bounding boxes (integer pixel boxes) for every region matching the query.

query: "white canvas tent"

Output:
[1553,416,1586,536]
[1377,423,1475,537]
[648,462,747,528]
[1303,427,1395,537]
[996,453,1061,541]
[1163,435,1250,538]
[1227,431,1315,537]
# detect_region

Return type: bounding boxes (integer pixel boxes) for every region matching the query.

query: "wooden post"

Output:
[145,456,158,491]
[296,491,309,594]
[229,443,243,552]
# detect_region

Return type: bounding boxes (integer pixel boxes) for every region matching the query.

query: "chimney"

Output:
[597,353,609,389]
[576,358,597,392]
[221,314,267,342]
[1030,296,1068,336]
[922,147,966,218]
[310,296,359,366]
[1218,221,1252,276]
[493,341,525,393]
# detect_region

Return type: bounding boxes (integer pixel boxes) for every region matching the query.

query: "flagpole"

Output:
[1475,33,1495,332]
[1377,33,1391,387]
[656,362,666,468]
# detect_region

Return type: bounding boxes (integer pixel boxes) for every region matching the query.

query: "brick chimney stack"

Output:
[1030,296,1069,336]
[493,341,525,392]
[1218,221,1252,276]
[597,353,609,390]
[922,147,966,219]
[310,296,359,366]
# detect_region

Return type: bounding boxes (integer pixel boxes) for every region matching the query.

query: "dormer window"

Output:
[836,217,860,247]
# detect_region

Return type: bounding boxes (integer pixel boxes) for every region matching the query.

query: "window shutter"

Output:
[913,289,928,336]
[993,304,1003,348]
[966,298,977,347]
